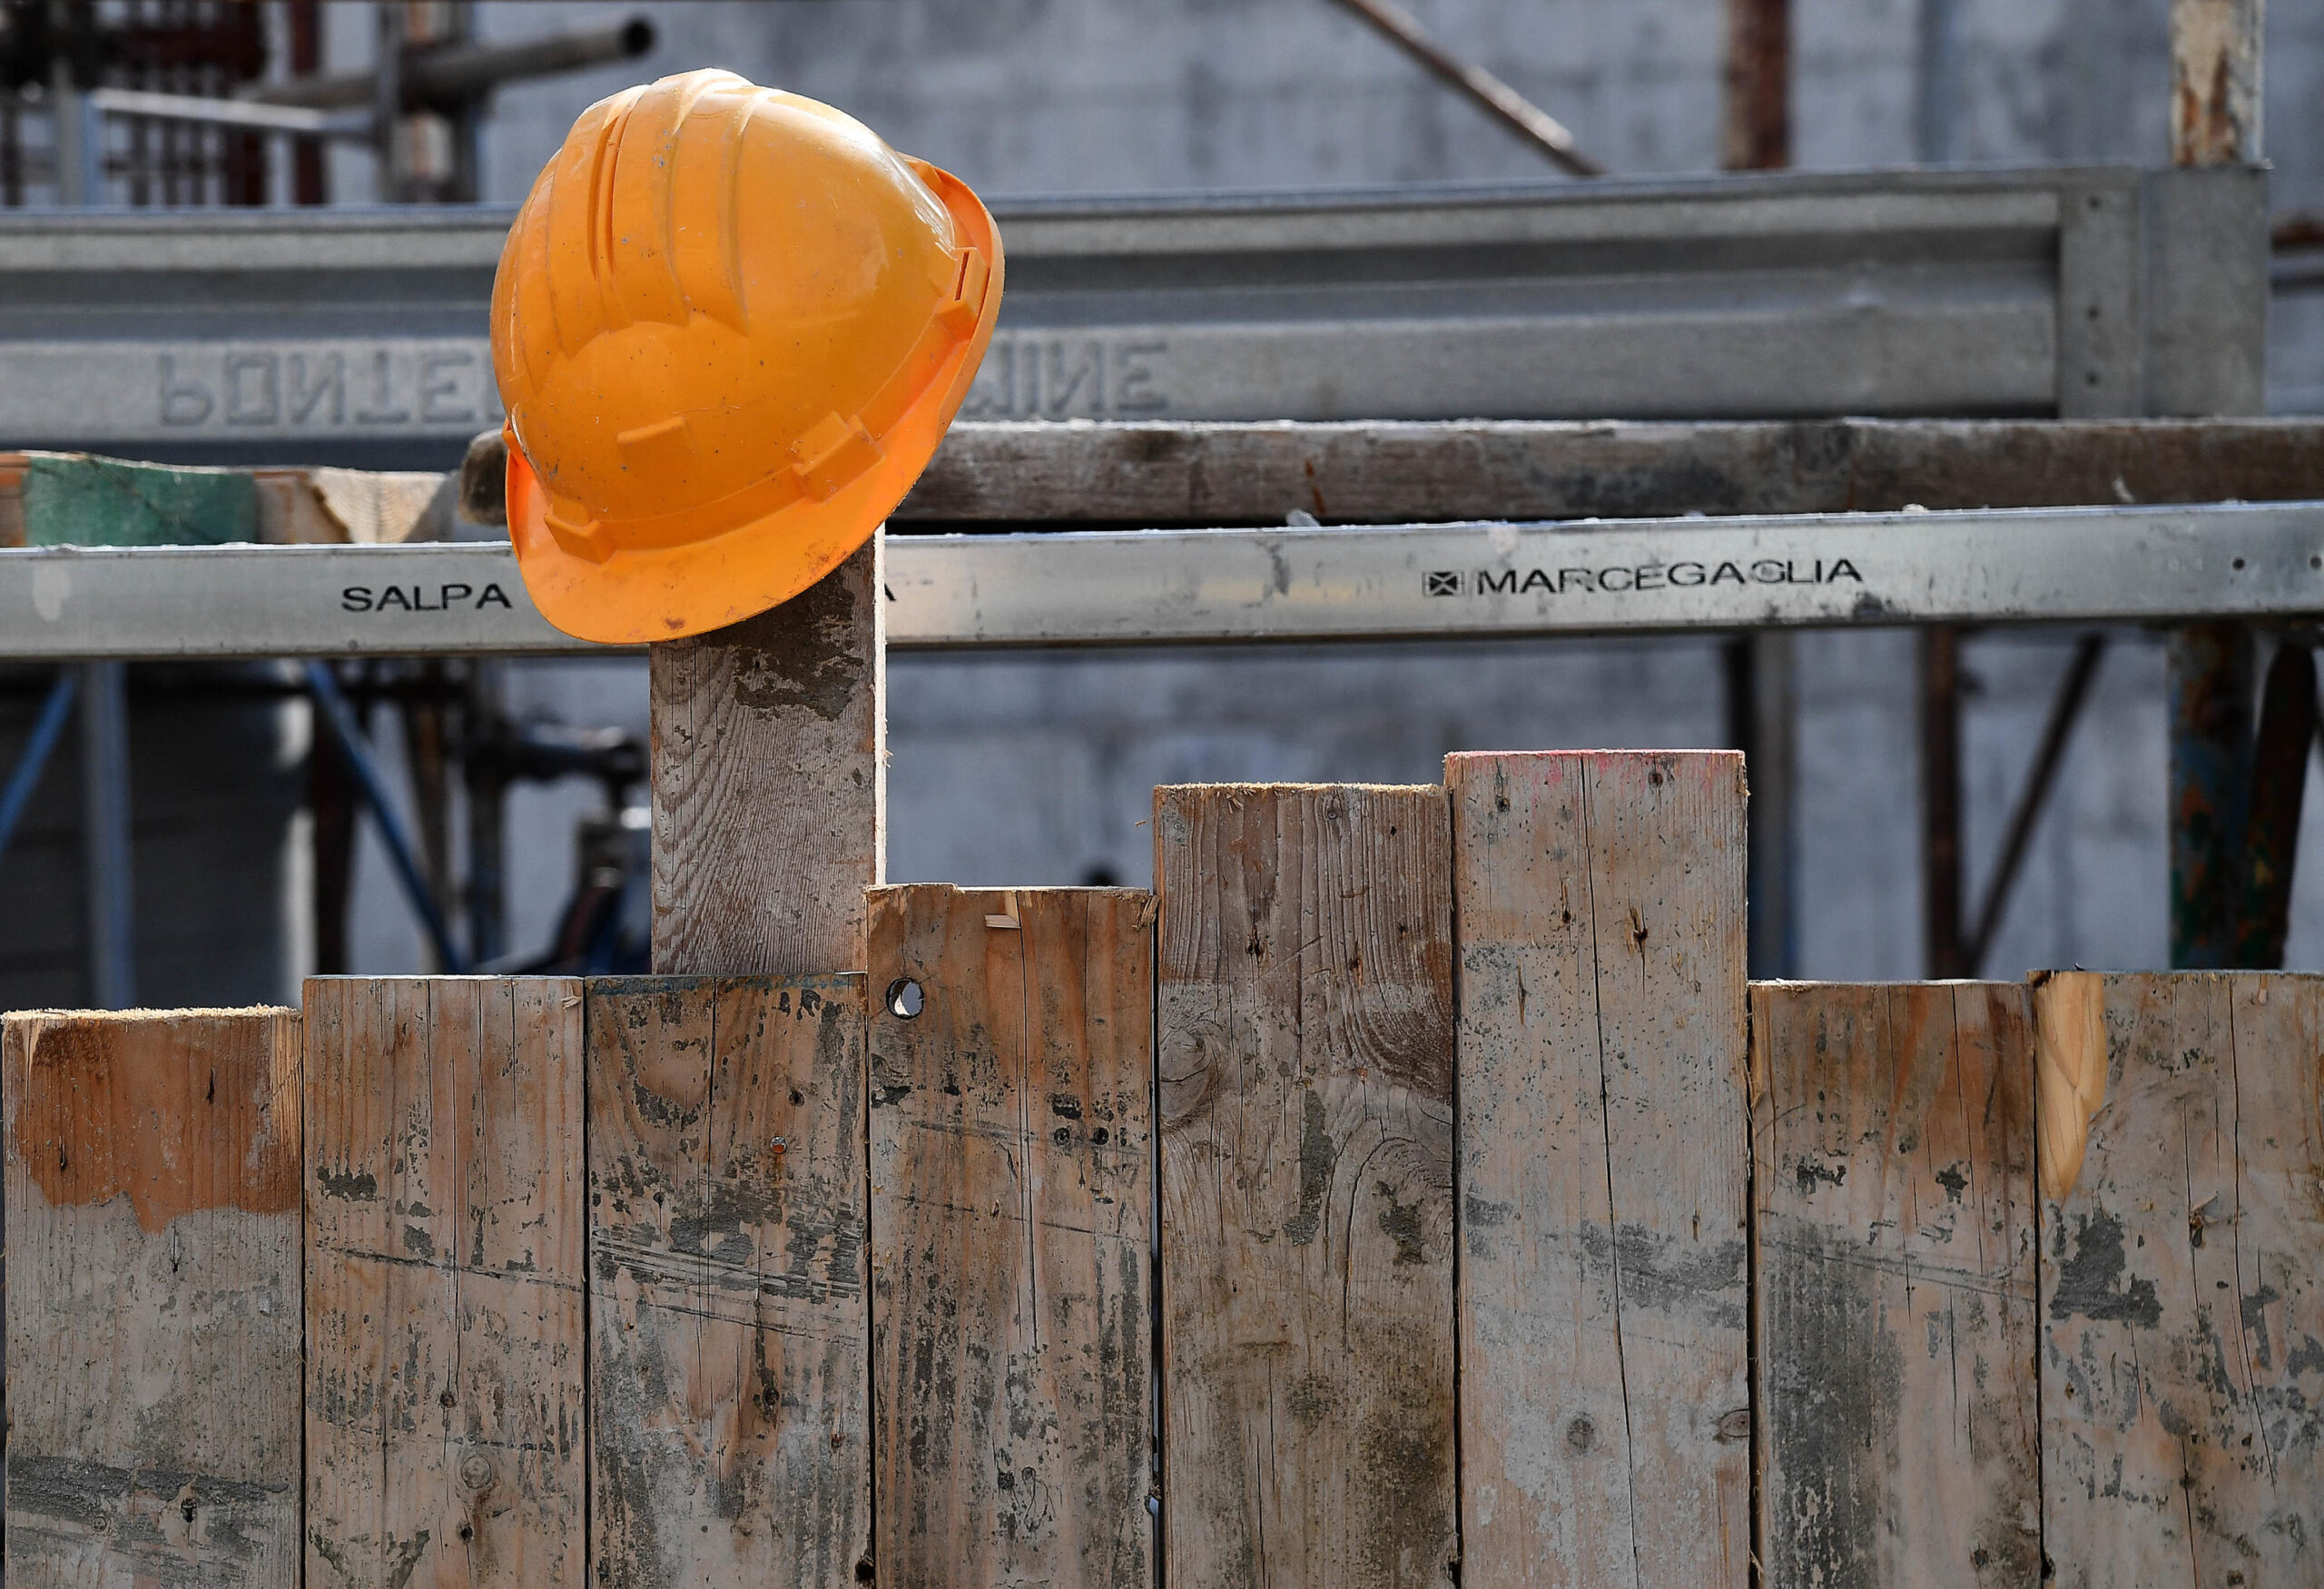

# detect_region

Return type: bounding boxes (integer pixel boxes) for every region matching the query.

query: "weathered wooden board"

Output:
[1155,783,1457,1589]
[458,420,2324,529]
[650,538,884,977]
[2037,972,2324,1589]
[1751,982,2042,1588]
[900,419,2324,522]
[866,885,1156,1589]
[303,977,586,1587]
[4,1006,302,1587]
[1446,752,1750,1589]
[587,974,871,1588]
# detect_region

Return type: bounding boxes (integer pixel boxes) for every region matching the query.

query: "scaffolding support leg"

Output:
[464,660,507,968]
[2168,622,2253,967]
[1921,627,1966,977]
[0,670,81,872]
[79,660,135,1009]
[2236,640,2314,967]
[1731,631,1797,977]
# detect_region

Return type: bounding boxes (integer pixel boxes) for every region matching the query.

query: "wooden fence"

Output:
[5,753,2319,1588]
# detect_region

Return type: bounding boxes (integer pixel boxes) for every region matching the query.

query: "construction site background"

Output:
[5,0,2321,1000]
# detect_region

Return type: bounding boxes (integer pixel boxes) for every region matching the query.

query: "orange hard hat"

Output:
[491,70,1002,644]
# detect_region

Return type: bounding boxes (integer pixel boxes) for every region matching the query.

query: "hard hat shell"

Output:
[492,70,1002,645]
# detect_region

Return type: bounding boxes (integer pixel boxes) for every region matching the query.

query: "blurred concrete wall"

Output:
[328,0,2324,983]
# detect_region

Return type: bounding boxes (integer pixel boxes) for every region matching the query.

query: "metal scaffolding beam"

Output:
[0,166,2267,464]
[3,501,2319,661]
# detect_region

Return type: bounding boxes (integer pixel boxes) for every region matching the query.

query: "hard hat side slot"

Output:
[793,415,884,504]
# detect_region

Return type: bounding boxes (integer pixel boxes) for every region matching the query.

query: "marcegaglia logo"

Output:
[1425,558,1866,597]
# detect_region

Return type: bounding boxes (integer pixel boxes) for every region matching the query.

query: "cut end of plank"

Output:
[5,1006,301,1231]
[2032,970,2109,1200]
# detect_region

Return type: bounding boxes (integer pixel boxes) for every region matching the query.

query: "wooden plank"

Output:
[901,418,2324,522]
[303,976,586,1587]
[650,538,884,977]
[1750,982,2042,1588]
[2037,972,2324,1589]
[2171,0,2260,167]
[1155,783,1457,1589]
[866,885,1156,1589]
[586,973,871,1588]
[1446,752,1750,1589]
[458,419,2324,529]
[4,1006,301,1587]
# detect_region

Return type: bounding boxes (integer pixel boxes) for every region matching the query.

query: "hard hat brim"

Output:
[506,160,1004,646]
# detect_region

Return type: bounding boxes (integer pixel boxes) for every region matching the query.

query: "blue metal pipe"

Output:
[303,661,470,974]
[0,671,81,873]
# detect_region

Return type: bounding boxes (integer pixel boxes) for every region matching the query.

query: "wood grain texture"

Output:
[651,537,884,977]
[2038,972,2324,1589]
[1446,752,1750,1589]
[1156,783,1457,1589]
[867,885,1156,1589]
[2171,0,2261,166]
[587,974,871,1589]
[303,977,586,1588]
[4,1006,301,1587]
[1751,982,2042,1589]
[894,419,2324,524]
[464,420,2324,528]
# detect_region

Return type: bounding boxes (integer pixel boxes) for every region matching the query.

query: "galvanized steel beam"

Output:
[4,502,2320,661]
[0,167,2267,462]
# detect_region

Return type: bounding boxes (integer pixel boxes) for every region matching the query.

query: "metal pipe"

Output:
[2235,640,2314,966]
[1731,631,1797,978]
[247,17,655,114]
[302,659,469,974]
[2168,624,2251,967]
[1324,0,1602,177]
[1722,0,1789,172]
[402,666,453,972]
[464,661,507,967]
[0,670,80,872]
[1966,633,2108,974]
[84,87,365,139]
[1921,627,1965,976]
[79,660,134,1009]
[1722,0,1792,977]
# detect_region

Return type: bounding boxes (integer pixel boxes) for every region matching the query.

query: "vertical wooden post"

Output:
[5,1008,304,1588]
[651,538,885,978]
[1752,982,2041,1588]
[586,973,872,1589]
[2166,0,2263,967]
[2171,0,2263,166]
[1450,752,1751,1589]
[615,534,882,1583]
[866,885,1156,1589]
[2036,972,2324,1587]
[304,977,587,1587]
[1156,783,1458,1589]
